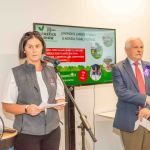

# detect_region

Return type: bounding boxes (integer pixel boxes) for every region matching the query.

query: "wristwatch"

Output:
[25,105,29,113]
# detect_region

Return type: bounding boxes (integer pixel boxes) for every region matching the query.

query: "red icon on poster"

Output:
[78,70,88,82]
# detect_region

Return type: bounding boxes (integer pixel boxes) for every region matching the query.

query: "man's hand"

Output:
[138,108,150,121]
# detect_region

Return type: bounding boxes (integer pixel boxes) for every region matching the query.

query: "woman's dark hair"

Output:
[19,31,46,59]
[91,64,100,70]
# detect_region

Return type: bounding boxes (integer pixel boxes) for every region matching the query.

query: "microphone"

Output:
[41,55,60,65]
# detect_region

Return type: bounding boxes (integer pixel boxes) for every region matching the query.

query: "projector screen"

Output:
[34,23,116,86]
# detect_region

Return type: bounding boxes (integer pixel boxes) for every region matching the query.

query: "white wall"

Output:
[0,0,150,150]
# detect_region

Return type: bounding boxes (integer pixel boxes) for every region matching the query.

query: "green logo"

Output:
[38,25,44,31]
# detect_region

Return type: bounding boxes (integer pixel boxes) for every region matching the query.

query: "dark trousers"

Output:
[14,126,61,150]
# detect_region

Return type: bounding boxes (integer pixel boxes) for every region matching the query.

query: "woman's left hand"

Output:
[26,104,42,116]
[54,99,66,110]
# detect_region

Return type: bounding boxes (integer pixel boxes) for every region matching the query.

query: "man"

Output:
[112,37,150,150]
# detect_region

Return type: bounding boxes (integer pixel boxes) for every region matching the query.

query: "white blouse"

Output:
[2,70,65,104]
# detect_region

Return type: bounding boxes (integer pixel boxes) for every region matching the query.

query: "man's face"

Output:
[125,39,144,61]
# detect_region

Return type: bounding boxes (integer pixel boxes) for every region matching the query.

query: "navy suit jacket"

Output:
[112,58,150,132]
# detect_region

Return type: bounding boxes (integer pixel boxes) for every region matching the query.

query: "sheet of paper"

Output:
[134,118,150,131]
[39,102,67,110]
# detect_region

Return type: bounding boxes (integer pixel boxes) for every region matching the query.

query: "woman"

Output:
[90,64,101,81]
[2,31,65,150]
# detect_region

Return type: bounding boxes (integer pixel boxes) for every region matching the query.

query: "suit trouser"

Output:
[120,126,150,150]
[14,126,61,150]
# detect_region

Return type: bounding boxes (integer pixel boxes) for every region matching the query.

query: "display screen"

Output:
[34,23,116,86]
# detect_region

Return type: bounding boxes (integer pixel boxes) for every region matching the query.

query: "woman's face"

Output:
[24,36,43,63]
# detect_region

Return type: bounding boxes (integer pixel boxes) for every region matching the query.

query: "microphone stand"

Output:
[54,64,97,150]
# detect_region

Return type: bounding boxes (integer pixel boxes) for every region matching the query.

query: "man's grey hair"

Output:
[125,37,143,49]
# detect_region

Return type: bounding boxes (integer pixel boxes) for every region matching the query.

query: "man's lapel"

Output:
[123,58,138,90]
